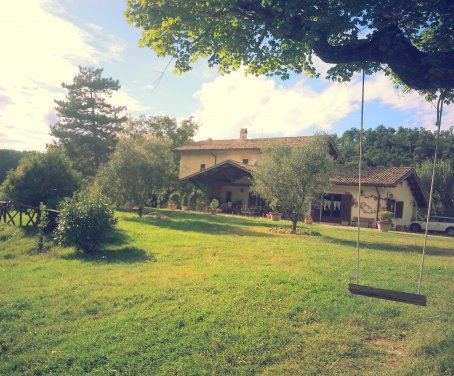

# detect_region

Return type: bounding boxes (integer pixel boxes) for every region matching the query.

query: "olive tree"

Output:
[98,135,176,216]
[252,136,337,233]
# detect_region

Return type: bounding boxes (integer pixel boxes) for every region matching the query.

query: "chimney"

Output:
[240,128,248,140]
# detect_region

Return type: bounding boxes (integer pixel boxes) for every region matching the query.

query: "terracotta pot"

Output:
[304,216,313,225]
[168,203,178,210]
[377,221,392,232]
[181,205,190,211]
[269,212,282,221]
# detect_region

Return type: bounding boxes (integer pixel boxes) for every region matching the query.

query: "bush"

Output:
[378,210,394,222]
[54,191,117,253]
[209,199,220,211]
[169,192,180,204]
[0,148,81,208]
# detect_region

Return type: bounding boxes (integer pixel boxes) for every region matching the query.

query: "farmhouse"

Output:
[176,129,427,228]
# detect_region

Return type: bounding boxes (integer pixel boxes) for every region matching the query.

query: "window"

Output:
[395,201,404,219]
[200,164,206,171]
[242,159,248,164]
[225,191,232,202]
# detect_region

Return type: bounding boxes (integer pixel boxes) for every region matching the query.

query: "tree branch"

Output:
[313,24,454,90]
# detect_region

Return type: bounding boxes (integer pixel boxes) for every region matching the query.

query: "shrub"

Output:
[169,192,180,204]
[0,148,81,208]
[54,191,117,253]
[209,199,220,211]
[378,210,394,222]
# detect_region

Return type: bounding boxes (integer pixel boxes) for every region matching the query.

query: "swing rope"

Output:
[355,68,365,285]
[417,91,446,294]
[350,71,445,306]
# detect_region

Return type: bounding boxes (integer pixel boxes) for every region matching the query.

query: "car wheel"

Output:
[410,223,421,233]
[446,227,454,236]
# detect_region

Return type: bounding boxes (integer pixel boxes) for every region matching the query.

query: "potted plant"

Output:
[209,199,220,214]
[269,211,282,221]
[168,192,180,210]
[181,193,190,211]
[377,210,393,232]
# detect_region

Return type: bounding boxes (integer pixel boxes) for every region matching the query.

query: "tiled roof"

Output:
[181,159,254,183]
[331,166,415,186]
[175,136,311,151]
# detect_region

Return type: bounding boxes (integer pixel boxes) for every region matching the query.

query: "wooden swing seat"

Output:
[348,284,427,306]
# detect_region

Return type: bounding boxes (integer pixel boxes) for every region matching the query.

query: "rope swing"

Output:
[348,70,445,306]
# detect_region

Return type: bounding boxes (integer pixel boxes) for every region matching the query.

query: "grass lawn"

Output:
[0,210,453,375]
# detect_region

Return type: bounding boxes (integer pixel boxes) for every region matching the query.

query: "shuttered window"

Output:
[395,201,404,219]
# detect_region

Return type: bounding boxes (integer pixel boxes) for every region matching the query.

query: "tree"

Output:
[125,1,454,92]
[416,160,454,217]
[50,67,127,176]
[0,148,82,208]
[0,149,35,184]
[252,136,337,233]
[97,135,176,215]
[124,115,199,148]
[124,115,200,202]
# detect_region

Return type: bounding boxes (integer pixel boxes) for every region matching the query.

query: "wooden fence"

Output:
[0,201,59,227]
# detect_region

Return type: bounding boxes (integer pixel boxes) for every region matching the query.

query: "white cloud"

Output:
[192,69,453,141]
[192,69,359,140]
[0,0,138,150]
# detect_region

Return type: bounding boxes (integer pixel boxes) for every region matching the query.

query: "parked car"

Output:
[409,216,454,236]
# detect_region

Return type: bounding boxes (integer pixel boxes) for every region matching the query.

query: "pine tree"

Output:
[50,67,127,176]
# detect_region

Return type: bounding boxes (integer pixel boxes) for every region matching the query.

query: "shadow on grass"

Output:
[122,214,277,237]
[103,228,130,246]
[62,246,155,264]
[19,226,39,237]
[323,234,453,257]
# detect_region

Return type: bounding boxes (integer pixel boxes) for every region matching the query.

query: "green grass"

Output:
[0,210,453,375]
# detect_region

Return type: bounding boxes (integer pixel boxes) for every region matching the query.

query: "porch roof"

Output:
[331,167,428,208]
[181,160,254,184]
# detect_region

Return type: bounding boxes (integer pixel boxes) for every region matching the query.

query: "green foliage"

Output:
[0,148,81,208]
[190,185,209,211]
[0,149,35,184]
[416,159,454,216]
[333,126,454,169]
[378,211,394,222]
[54,191,117,253]
[252,136,338,231]
[124,115,199,148]
[209,198,219,210]
[50,67,127,176]
[124,115,200,204]
[97,135,176,215]
[169,192,180,204]
[125,1,454,91]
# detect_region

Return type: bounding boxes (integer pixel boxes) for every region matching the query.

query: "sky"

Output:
[1,0,452,151]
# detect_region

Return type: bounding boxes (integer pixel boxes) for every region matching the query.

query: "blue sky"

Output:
[1,0,452,151]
